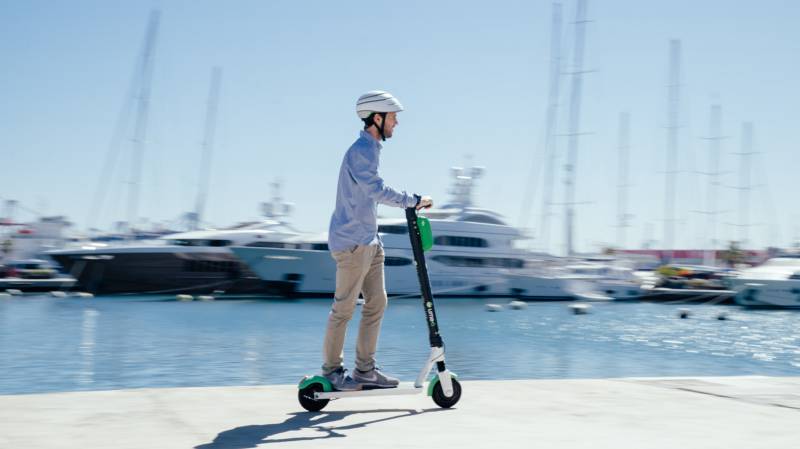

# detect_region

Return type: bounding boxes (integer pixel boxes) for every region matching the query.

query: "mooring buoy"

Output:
[569,303,591,315]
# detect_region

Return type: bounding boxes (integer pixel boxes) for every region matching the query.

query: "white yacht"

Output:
[561,259,644,300]
[731,252,800,308]
[505,264,586,301]
[506,258,644,301]
[232,167,569,297]
[46,199,302,295]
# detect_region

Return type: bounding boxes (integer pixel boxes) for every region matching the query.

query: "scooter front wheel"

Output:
[298,383,329,412]
[431,378,462,409]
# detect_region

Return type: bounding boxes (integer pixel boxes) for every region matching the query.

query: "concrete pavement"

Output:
[1,376,798,449]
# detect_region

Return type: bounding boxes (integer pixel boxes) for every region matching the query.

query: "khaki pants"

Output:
[322,244,387,374]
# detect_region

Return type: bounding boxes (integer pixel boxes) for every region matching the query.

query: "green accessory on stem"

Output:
[417,216,433,252]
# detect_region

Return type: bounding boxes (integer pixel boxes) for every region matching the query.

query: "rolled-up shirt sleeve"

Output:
[348,146,417,208]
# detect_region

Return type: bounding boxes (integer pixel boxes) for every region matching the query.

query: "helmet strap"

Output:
[375,112,387,141]
[363,112,387,141]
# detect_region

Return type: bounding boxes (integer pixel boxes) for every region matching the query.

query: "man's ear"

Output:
[372,113,382,127]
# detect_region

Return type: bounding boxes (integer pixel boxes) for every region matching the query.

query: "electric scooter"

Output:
[297,207,462,411]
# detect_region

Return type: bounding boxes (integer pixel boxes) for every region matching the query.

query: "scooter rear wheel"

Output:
[431,378,462,409]
[298,383,329,412]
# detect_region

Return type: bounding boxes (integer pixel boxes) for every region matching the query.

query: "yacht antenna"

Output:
[261,180,294,223]
[191,67,223,230]
[448,166,483,208]
[126,10,160,236]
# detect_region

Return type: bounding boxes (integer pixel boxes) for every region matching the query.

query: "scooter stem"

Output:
[405,207,444,350]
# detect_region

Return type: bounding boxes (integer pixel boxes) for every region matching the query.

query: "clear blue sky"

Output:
[1,0,798,254]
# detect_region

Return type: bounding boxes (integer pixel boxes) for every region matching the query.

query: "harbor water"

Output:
[1,295,798,395]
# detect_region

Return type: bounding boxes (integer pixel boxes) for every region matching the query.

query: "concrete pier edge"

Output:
[1,376,798,449]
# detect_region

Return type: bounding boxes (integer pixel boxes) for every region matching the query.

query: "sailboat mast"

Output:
[563,0,588,256]
[192,67,223,230]
[663,39,681,262]
[737,122,754,246]
[536,2,564,253]
[127,10,160,234]
[702,103,724,264]
[616,112,630,249]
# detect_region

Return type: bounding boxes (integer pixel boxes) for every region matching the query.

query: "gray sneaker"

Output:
[352,367,400,389]
[324,367,361,391]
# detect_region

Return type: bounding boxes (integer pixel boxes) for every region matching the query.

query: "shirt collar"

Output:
[360,130,382,150]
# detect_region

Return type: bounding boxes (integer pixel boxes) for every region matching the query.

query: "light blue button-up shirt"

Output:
[328,130,418,252]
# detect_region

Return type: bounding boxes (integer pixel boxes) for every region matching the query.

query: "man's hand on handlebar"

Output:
[416,195,433,210]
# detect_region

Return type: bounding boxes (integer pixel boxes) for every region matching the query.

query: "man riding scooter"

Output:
[322,90,433,390]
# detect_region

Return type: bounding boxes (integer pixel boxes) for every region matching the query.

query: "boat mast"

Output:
[733,122,755,246]
[126,10,160,235]
[563,0,589,257]
[191,67,223,230]
[698,103,725,265]
[616,112,631,249]
[536,2,564,254]
[663,39,681,262]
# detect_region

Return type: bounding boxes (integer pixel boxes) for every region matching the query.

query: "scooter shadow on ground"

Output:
[194,407,450,449]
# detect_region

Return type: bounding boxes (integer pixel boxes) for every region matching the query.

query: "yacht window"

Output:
[495,258,524,268]
[15,263,43,269]
[432,256,523,268]
[209,240,231,247]
[378,225,408,235]
[433,236,489,248]
[311,243,329,251]
[433,256,484,267]
[184,260,238,273]
[171,239,214,246]
[385,256,412,266]
[246,242,291,248]
[225,221,260,230]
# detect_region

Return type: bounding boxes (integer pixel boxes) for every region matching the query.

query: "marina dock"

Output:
[2,376,798,448]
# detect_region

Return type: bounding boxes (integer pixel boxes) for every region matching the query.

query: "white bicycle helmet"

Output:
[356,90,404,119]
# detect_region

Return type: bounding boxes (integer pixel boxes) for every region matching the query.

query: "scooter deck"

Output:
[315,382,424,400]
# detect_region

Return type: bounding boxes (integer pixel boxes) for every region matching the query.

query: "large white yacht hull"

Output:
[505,271,645,301]
[505,273,581,300]
[231,246,514,297]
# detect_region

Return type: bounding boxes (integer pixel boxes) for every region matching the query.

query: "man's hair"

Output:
[362,112,387,130]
